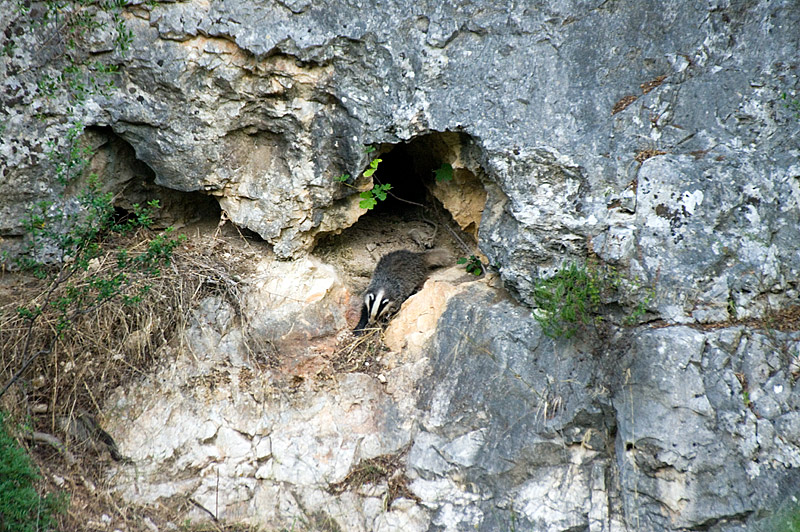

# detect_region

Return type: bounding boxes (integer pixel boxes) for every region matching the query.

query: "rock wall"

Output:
[2,0,800,531]
[4,0,798,321]
[103,268,800,531]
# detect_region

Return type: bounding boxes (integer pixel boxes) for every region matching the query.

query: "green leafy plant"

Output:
[1,171,185,400]
[0,412,68,532]
[433,163,453,183]
[363,157,382,178]
[334,153,393,211]
[623,286,655,326]
[359,182,392,210]
[532,262,602,339]
[458,255,483,276]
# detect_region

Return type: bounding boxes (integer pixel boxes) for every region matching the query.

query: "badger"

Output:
[354,249,452,334]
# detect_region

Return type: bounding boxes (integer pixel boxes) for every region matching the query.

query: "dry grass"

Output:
[0,224,256,531]
[633,148,667,163]
[328,445,418,508]
[640,74,667,95]
[611,94,638,115]
[330,327,387,376]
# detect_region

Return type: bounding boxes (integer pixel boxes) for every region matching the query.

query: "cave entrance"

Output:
[80,126,221,231]
[315,131,488,287]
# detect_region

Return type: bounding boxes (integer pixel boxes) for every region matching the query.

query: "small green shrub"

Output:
[623,286,655,326]
[0,412,67,532]
[1,172,185,400]
[532,262,601,339]
[458,255,483,276]
[781,92,800,119]
[362,157,382,178]
[333,153,392,210]
[359,182,392,210]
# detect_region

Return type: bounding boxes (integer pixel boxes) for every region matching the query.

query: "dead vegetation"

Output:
[640,74,668,94]
[329,327,387,376]
[0,222,258,531]
[611,94,638,115]
[328,445,419,508]
[634,147,667,163]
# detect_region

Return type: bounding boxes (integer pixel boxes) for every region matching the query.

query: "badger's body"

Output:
[354,249,451,333]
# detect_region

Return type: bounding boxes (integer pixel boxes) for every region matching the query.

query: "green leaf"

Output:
[335,173,351,182]
[363,158,382,178]
[373,183,392,201]
[359,196,377,210]
[434,163,453,183]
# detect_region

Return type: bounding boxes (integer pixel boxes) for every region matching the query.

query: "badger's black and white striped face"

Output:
[354,290,395,334]
[365,289,395,323]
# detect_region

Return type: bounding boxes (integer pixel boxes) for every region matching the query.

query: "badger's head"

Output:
[354,289,396,334]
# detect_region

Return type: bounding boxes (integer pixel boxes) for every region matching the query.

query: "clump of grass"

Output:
[0,411,67,532]
[331,327,385,375]
[0,230,246,421]
[328,446,418,508]
[532,262,602,339]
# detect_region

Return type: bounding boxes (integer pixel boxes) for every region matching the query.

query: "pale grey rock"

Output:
[776,412,800,447]
[613,327,800,531]
[244,256,350,351]
[2,0,800,530]
[103,255,417,530]
[99,261,800,531]
[407,288,800,532]
[409,284,615,531]
[3,0,799,322]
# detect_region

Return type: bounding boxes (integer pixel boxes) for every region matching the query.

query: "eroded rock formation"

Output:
[2,0,800,530]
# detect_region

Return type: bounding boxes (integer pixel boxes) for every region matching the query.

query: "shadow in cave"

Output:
[81,126,221,231]
[314,131,487,286]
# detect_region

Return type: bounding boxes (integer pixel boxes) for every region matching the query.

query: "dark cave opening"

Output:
[314,131,488,284]
[82,126,221,229]
[357,131,486,234]
[366,142,432,215]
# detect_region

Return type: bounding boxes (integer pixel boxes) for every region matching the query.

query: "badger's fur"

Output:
[354,249,452,333]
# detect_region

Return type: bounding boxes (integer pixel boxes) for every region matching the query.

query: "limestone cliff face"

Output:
[2,1,800,531]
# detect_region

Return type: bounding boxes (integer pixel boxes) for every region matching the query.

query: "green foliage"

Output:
[11,0,136,110]
[623,286,655,326]
[458,255,483,276]
[15,174,184,336]
[0,412,67,532]
[768,500,800,532]
[363,157,382,178]
[333,154,392,210]
[359,183,392,210]
[532,262,602,339]
[433,163,454,183]
[532,261,658,337]
[0,0,184,403]
[781,92,800,119]
[4,160,184,399]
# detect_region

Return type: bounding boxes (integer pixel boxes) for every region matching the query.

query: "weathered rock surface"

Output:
[3,0,800,530]
[3,0,799,321]
[105,267,800,531]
